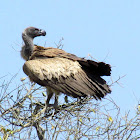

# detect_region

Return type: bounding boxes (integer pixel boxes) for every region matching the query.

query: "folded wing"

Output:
[23,56,111,100]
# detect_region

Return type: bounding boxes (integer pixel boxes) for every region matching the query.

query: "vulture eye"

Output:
[33,28,39,32]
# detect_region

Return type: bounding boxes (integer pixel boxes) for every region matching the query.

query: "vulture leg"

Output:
[46,87,60,108]
[54,91,60,108]
[46,87,54,107]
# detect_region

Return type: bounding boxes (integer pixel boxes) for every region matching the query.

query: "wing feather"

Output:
[30,46,111,76]
[23,57,110,99]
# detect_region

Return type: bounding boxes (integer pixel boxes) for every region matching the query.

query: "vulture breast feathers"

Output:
[23,45,111,100]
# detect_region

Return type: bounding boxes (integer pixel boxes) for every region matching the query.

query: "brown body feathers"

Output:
[21,27,111,106]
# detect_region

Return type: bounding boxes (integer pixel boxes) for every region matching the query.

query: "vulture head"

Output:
[22,27,46,39]
[21,27,46,60]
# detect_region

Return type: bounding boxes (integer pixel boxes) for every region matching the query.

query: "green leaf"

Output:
[96,126,100,131]
[42,92,46,97]
[20,77,26,81]
[6,129,11,132]
[91,109,95,113]
[79,118,82,122]
[138,104,140,111]
[108,116,113,122]
[10,131,14,135]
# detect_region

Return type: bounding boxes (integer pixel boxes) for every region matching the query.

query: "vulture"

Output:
[21,27,111,107]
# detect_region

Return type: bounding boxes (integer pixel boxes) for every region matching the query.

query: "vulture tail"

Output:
[78,60,111,76]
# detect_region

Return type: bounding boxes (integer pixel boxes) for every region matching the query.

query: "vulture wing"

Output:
[23,45,111,100]
[31,46,111,76]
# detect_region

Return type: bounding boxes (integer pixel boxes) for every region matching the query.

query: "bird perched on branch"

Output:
[21,27,111,107]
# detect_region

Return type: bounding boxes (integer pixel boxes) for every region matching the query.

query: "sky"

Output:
[0,0,140,114]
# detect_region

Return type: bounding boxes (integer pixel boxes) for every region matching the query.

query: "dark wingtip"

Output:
[98,62,111,76]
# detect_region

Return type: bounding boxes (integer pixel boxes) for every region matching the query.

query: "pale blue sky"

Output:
[1,0,140,113]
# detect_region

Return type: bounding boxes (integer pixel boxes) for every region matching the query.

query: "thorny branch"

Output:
[0,75,139,140]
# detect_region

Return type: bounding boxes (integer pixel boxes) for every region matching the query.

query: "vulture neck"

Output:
[21,33,34,60]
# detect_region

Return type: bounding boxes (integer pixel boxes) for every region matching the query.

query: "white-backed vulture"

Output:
[21,27,111,107]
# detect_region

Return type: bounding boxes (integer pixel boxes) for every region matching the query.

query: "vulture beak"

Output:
[39,29,46,36]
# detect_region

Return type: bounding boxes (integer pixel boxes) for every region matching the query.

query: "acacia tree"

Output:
[0,75,140,140]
